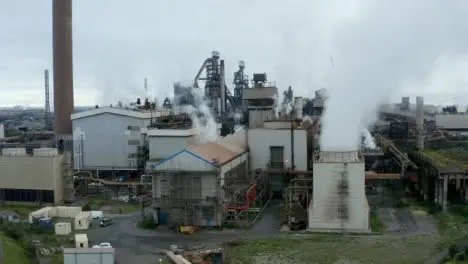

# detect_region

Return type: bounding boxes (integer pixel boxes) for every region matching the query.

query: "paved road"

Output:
[87,201,284,264]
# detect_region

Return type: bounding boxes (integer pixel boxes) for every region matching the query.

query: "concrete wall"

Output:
[72,113,150,170]
[247,129,308,171]
[149,136,194,160]
[0,154,64,202]
[308,161,369,232]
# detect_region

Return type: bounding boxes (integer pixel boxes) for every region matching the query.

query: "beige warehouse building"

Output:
[0,148,73,204]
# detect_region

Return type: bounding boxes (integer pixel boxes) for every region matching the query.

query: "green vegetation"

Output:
[137,217,158,229]
[420,149,468,171]
[81,196,141,214]
[225,236,438,264]
[370,214,386,232]
[1,235,31,264]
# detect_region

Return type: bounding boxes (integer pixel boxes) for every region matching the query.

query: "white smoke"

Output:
[177,86,218,144]
[233,112,244,132]
[361,129,377,149]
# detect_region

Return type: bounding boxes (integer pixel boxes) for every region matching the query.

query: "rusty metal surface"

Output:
[53,0,74,135]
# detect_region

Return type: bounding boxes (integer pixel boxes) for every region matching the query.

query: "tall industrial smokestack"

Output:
[53,0,74,136]
[416,96,424,150]
[219,60,226,116]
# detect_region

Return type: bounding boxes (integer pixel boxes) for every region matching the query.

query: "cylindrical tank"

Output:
[294,97,303,120]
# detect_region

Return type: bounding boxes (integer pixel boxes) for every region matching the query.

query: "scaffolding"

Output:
[153,170,220,228]
[150,167,271,228]
[223,170,271,227]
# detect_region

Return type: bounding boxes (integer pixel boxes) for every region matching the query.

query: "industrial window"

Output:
[1,189,54,203]
[128,139,140,145]
[269,146,284,168]
[127,125,140,131]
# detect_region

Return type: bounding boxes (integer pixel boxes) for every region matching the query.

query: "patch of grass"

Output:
[1,235,31,264]
[420,149,468,171]
[370,215,386,232]
[435,210,468,250]
[82,196,141,214]
[52,253,64,264]
[226,236,438,264]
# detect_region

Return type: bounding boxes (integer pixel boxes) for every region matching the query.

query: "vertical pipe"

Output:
[53,0,74,135]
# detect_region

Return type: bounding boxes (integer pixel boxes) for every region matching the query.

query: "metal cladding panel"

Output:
[72,113,149,170]
[247,129,308,171]
[0,156,62,190]
[149,136,192,160]
[64,252,115,264]
[435,114,468,130]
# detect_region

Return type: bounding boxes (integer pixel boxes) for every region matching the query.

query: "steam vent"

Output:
[308,151,370,233]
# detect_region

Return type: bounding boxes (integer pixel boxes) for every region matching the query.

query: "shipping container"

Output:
[55,222,72,235]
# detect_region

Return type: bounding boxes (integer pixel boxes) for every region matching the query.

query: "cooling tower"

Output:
[308,151,370,233]
[53,0,74,135]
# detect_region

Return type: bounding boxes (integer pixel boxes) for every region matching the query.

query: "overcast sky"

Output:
[1,0,468,108]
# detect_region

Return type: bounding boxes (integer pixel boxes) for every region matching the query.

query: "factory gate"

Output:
[269,146,285,199]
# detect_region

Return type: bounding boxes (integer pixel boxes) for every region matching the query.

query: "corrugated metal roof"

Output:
[435,114,468,130]
[63,247,115,254]
[71,107,177,120]
[187,142,239,165]
[150,129,247,169]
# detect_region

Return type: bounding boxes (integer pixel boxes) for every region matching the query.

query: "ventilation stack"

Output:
[416,96,424,150]
[52,0,74,151]
[294,97,303,120]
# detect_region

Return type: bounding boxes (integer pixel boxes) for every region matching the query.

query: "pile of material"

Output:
[183,248,223,264]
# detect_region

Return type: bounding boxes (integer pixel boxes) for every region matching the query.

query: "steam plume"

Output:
[361,129,376,149]
[176,85,218,144]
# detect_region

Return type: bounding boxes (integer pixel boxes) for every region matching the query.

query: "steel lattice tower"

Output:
[233,61,249,106]
[204,51,221,112]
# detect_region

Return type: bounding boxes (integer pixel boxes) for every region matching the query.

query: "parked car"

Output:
[91,211,104,219]
[99,218,113,227]
[99,242,112,248]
